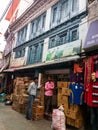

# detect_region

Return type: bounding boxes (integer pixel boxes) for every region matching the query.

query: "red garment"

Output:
[74,63,83,73]
[84,57,94,84]
[85,82,98,107]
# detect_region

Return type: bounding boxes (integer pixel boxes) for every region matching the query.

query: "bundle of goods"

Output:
[51,105,66,130]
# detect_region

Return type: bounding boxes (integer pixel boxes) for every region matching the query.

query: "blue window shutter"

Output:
[26,47,31,64]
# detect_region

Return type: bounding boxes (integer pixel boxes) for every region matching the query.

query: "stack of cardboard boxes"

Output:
[12,76,44,120]
[57,81,84,128]
[12,77,30,114]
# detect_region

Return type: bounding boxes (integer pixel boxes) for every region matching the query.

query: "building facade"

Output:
[2,0,91,128]
[4,0,87,74]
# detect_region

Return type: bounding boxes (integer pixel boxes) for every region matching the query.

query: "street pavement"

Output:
[0,103,84,130]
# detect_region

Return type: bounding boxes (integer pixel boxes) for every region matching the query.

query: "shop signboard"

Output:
[83,20,98,49]
[46,40,81,61]
[10,57,25,68]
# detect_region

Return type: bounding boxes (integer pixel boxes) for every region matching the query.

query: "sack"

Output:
[52,106,66,130]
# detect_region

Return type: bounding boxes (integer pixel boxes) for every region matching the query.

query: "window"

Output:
[16,26,27,46]
[27,43,43,64]
[15,48,25,58]
[29,13,46,39]
[49,31,69,49]
[52,7,57,23]
[49,37,56,49]
[61,0,69,21]
[42,14,46,29]
[49,27,79,49]
[31,22,35,34]
[36,18,41,32]
[72,0,79,12]
[70,28,79,42]
[59,32,69,45]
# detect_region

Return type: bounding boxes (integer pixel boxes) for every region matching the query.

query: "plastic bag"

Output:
[52,105,66,130]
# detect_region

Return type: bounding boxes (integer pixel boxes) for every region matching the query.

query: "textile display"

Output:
[69,83,84,105]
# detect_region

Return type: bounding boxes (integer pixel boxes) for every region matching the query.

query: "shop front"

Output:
[4,39,86,128]
[83,20,98,130]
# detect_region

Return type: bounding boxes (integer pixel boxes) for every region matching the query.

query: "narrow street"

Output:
[0,103,83,130]
[0,103,51,130]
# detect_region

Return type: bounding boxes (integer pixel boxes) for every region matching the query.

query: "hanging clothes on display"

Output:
[69,83,84,105]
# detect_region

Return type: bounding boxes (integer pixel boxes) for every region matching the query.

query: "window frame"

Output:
[27,42,43,64]
[70,0,79,17]
[16,25,27,46]
[70,27,79,42]
[60,0,69,22]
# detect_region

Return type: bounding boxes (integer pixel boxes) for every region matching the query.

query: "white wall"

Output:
[79,0,87,13]
[42,38,49,62]
[79,16,88,51]
[45,8,51,32]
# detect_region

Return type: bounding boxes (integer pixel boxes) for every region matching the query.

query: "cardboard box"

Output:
[75,119,84,128]
[57,94,63,106]
[32,106,44,114]
[62,88,71,96]
[32,113,44,120]
[66,110,79,120]
[61,95,68,105]
[66,117,75,126]
[69,104,80,112]
[58,87,62,94]
[57,81,68,88]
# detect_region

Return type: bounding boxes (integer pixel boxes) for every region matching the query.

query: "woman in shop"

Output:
[44,76,55,116]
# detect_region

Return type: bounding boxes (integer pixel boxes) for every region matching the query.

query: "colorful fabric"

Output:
[74,63,83,73]
[70,72,84,83]
[84,56,94,84]
[85,82,98,107]
[69,83,84,105]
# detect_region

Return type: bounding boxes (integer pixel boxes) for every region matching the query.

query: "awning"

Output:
[83,20,98,49]
[0,63,9,73]
[14,55,80,71]
[3,68,15,73]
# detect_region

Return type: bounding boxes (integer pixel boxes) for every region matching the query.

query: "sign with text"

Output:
[84,20,98,49]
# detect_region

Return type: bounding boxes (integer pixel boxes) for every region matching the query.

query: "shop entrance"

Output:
[40,69,70,118]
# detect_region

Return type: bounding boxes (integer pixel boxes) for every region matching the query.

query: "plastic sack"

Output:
[52,106,66,130]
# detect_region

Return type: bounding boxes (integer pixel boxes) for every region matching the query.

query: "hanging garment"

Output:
[69,83,84,105]
[74,63,83,73]
[70,72,84,83]
[86,82,98,107]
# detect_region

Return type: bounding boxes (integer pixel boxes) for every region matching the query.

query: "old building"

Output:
[3,0,89,128]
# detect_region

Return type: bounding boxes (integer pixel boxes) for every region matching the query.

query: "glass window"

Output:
[15,48,25,58]
[70,28,78,42]
[42,14,46,29]
[16,26,27,45]
[31,22,35,34]
[52,7,57,23]
[72,0,79,12]
[59,32,69,45]
[49,37,56,48]
[36,18,41,32]
[27,43,43,64]
[61,0,69,20]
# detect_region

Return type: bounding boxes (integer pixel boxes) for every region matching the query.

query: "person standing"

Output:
[26,77,40,120]
[44,76,54,116]
[85,72,98,130]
